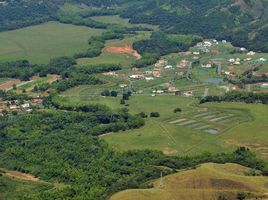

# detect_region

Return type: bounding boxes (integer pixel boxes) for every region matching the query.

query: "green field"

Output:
[0,22,104,64]
[110,163,268,200]
[102,101,268,158]
[0,175,52,200]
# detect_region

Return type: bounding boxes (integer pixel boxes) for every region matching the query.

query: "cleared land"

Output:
[0,21,104,64]
[110,163,268,200]
[104,45,141,59]
[77,31,151,68]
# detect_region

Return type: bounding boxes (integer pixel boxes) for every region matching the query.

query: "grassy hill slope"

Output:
[0,22,103,64]
[110,163,268,200]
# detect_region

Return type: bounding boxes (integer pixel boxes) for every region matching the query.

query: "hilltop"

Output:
[1,0,268,51]
[111,163,268,200]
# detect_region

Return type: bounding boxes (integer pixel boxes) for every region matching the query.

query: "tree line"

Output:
[200,91,268,104]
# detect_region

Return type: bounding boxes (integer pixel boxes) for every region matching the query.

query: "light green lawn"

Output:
[0,22,104,64]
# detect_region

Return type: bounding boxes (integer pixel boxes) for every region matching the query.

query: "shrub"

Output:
[150,112,160,118]
[174,108,182,113]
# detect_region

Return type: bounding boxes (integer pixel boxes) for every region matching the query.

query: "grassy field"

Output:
[102,101,268,158]
[110,163,268,200]
[0,22,104,64]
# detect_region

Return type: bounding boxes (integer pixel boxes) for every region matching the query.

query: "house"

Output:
[229,58,235,63]
[0,100,7,105]
[33,98,43,103]
[156,90,164,94]
[129,74,144,79]
[164,65,173,69]
[176,72,184,77]
[203,49,210,53]
[155,59,166,67]
[21,103,30,108]
[119,84,127,88]
[193,56,200,60]
[177,59,189,68]
[178,51,192,56]
[10,105,18,110]
[201,63,212,68]
[103,71,117,76]
[193,51,200,55]
[145,71,153,75]
[153,71,161,77]
[203,41,212,47]
[184,91,193,97]
[240,47,247,52]
[196,42,203,47]
[247,51,255,56]
[233,61,240,65]
[222,40,227,43]
[244,58,252,61]
[168,87,178,93]
[228,73,237,78]
[145,77,154,81]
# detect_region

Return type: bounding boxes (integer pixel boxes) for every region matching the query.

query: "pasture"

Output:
[110,163,268,200]
[0,174,52,200]
[0,22,104,64]
[103,101,268,158]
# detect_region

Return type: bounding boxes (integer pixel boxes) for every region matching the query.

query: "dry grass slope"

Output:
[110,163,268,200]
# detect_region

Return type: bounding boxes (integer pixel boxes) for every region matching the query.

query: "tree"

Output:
[174,108,182,113]
[123,93,129,100]
[120,99,125,105]
[150,112,160,118]
[111,91,118,97]
[101,90,110,97]
[12,84,17,90]
[138,112,148,118]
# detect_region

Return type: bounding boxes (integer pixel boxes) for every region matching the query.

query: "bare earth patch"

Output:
[4,170,40,182]
[104,45,141,59]
[0,79,21,90]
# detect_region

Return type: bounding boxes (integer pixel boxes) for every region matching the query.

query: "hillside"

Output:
[1,0,268,51]
[111,163,268,200]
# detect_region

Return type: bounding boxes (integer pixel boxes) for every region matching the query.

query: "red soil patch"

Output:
[4,170,40,182]
[104,45,141,59]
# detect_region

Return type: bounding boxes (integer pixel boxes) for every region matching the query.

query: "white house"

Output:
[164,65,173,69]
[184,91,193,97]
[229,58,235,63]
[21,103,30,108]
[145,77,154,81]
[247,51,255,56]
[201,64,212,68]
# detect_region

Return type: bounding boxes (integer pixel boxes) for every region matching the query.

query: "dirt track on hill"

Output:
[4,170,40,182]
